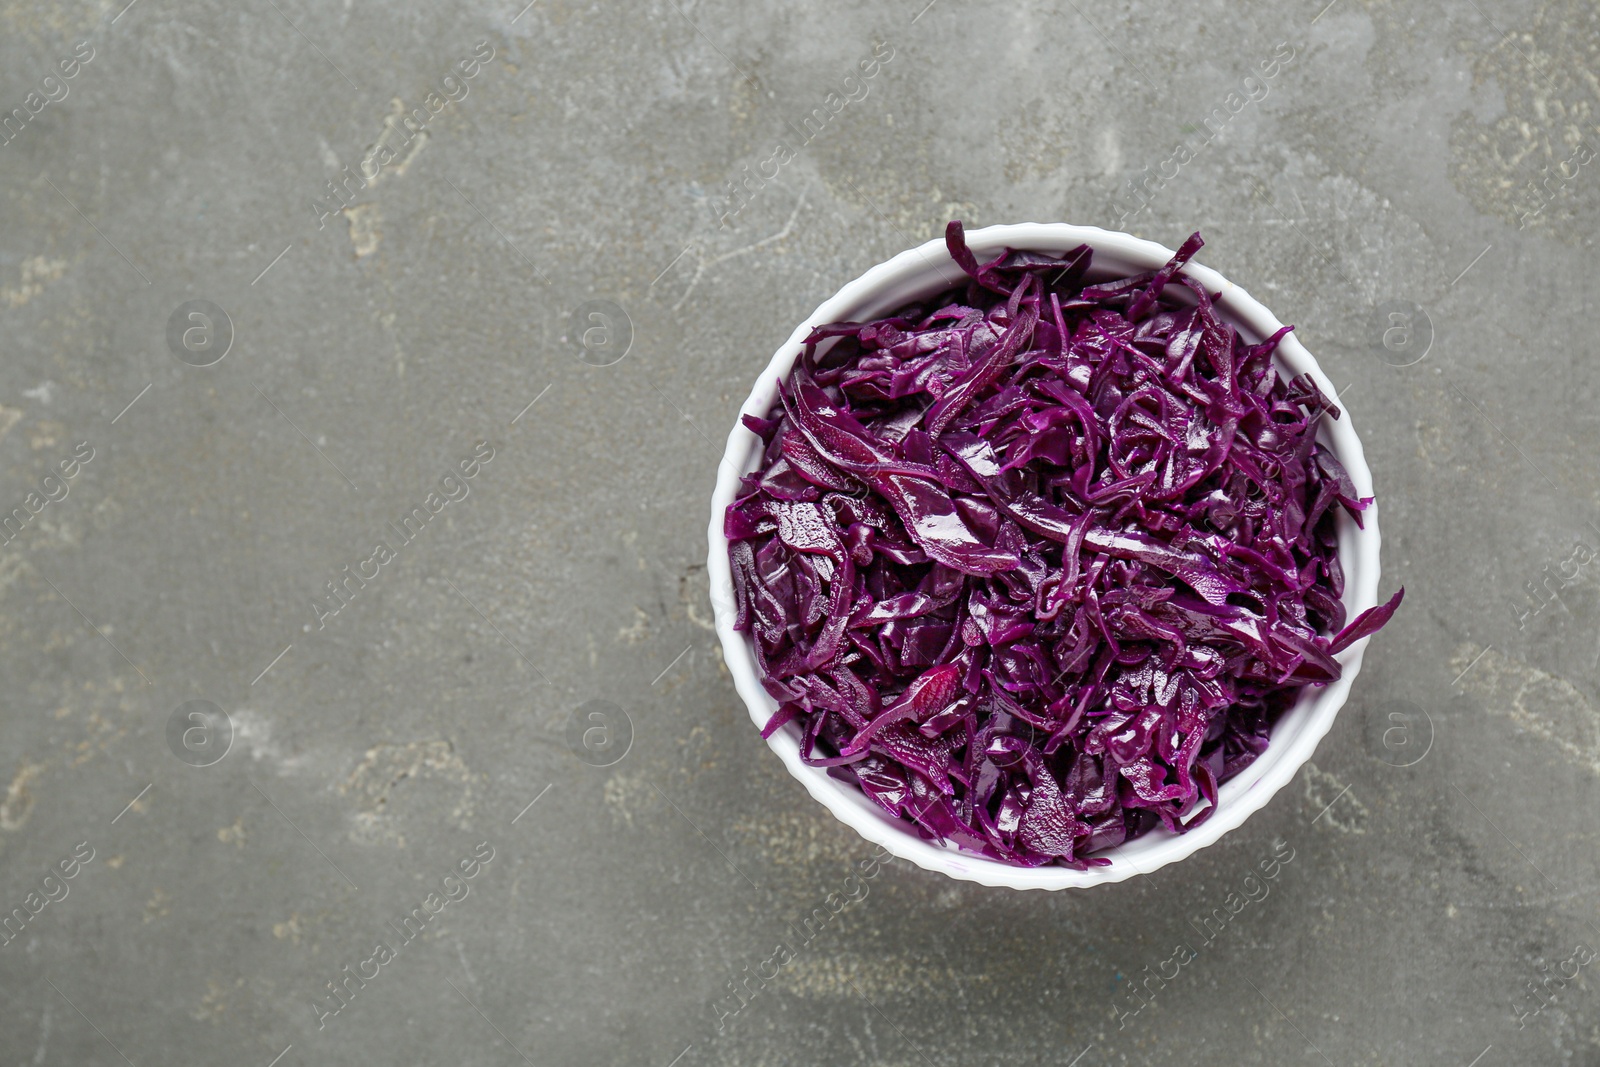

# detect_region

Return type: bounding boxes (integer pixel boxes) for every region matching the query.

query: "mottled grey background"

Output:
[0,0,1597,1064]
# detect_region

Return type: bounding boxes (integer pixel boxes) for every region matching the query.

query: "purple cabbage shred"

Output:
[726,222,1403,868]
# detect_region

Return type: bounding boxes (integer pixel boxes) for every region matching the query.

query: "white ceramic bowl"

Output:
[706,224,1382,890]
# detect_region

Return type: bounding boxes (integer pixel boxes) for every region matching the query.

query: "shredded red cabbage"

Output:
[727,223,1402,869]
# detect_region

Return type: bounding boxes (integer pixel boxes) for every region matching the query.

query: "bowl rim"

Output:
[706,223,1382,890]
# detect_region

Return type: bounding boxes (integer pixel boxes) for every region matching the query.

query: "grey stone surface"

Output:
[0,0,1597,1063]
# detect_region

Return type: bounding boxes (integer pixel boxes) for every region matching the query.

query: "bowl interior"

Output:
[707,224,1381,890]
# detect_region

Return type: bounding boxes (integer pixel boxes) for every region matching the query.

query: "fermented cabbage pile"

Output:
[726,224,1402,867]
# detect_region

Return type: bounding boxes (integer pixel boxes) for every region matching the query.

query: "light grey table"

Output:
[1,0,1596,1063]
